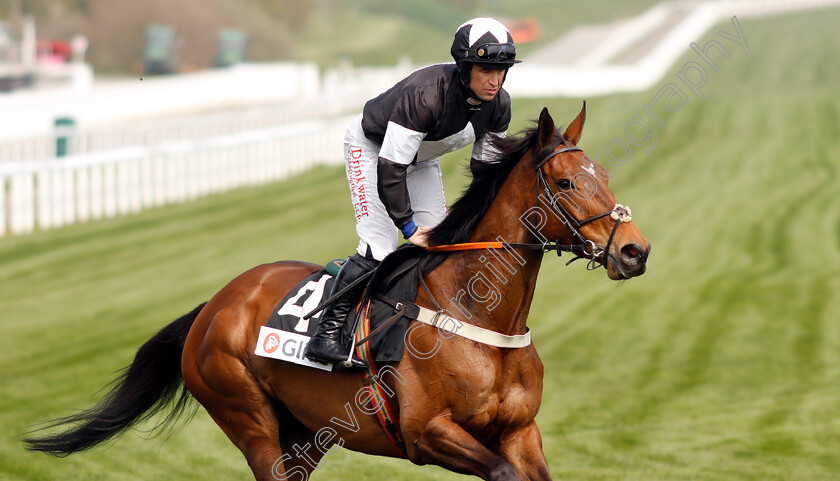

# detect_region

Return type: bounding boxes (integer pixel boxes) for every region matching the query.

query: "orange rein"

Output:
[424,242,509,252]
[422,240,597,267]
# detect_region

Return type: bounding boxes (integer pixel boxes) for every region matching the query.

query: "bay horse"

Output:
[26,105,650,480]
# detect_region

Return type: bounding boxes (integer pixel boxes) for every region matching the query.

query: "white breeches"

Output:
[344,115,447,261]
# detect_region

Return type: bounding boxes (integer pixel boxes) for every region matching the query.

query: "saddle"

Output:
[257,245,424,370]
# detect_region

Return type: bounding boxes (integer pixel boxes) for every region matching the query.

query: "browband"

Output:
[534,145,582,169]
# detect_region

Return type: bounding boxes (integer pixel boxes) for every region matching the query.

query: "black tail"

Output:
[24,303,207,456]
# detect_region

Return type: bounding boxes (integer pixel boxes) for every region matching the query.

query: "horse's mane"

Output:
[426,124,560,247]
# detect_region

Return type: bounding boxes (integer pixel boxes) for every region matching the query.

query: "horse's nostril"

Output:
[621,244,644,265]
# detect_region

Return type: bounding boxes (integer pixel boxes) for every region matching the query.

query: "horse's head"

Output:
[530,105,650,280]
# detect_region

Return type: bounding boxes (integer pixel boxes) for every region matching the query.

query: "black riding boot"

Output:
[304,253,378,364]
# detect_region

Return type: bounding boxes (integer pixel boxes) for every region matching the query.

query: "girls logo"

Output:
[263,333,281,354]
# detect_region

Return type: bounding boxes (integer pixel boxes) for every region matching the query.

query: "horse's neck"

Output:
[438,155,543,336]
[471,154,541,246]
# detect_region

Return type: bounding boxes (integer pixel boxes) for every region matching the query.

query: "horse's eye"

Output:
[557,179,573,190]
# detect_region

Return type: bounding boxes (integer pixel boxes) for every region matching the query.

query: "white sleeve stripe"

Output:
[473,131,506,163]
[380,121,427,165]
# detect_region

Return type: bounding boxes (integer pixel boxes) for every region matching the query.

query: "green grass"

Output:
[3,8,840,480]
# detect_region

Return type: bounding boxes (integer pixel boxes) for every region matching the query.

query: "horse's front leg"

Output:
[497,422,552,481]
[411,413,520,481]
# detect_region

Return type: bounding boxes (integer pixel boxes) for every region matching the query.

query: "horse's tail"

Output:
[24,302,207,457]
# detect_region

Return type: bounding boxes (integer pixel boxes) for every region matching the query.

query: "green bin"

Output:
[55,117,76,157]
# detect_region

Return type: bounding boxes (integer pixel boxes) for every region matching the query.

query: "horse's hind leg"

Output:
[182,306,323,480]
[185,351,324,480]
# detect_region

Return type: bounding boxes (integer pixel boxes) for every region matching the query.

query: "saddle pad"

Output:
[256,270,335,371]
[255,248,423,370]
[267,270,334,336]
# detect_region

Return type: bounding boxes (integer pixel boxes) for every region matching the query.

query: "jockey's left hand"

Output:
[407,226,432,248]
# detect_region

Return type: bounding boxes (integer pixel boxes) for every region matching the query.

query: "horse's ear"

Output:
[563,101,587,146]
[536,107,556,151]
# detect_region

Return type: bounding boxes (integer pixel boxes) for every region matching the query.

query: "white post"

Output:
[103,163,117,218]
[62,168,76,225]
[164,152,177,204]
[221,147,232,192]
[245,143,255,186]
[117,159,131,214]
[77,166,90,222]
[36,170,52,230]
[211,149,223,193]
[0,175,6,237]
[198,150,209,197]
[50,170,65,228]
[10,173,36,234]
[176,151,187,203]
[126,155,140,213]
[21,16,37,69]
[140,156,154,208]
[187,150,199,200]
[89,164,103,220]
[257,141,267,184]
[154,154,167,207]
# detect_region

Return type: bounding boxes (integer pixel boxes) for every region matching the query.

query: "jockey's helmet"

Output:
[450,18,521,68]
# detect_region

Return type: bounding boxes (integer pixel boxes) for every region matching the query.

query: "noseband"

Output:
[534,145,632,271]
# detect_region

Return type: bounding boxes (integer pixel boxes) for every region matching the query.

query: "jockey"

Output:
[305,17,521,365]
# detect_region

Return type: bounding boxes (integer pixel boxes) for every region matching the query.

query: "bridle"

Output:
[533,144,632,271]
[426,142,633,273]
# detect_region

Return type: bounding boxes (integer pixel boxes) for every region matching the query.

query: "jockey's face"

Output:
[469,65,506,101]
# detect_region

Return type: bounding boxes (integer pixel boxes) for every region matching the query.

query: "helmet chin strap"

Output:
[457,64,483,105]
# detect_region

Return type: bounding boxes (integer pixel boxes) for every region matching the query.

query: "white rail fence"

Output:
[0,60,413,162]
[0,95,359,163]
[0,117,352,237]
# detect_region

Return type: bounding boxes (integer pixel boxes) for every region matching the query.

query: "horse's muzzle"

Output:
[612,242,650,279]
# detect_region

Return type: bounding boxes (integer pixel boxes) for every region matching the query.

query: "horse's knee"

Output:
[489,461,520,481]
[265,452,311,481]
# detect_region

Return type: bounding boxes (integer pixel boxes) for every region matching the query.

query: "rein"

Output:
[425,240,597,267]
[426,144,633,271]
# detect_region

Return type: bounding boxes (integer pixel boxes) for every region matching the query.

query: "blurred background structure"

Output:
[1,0,837,237]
